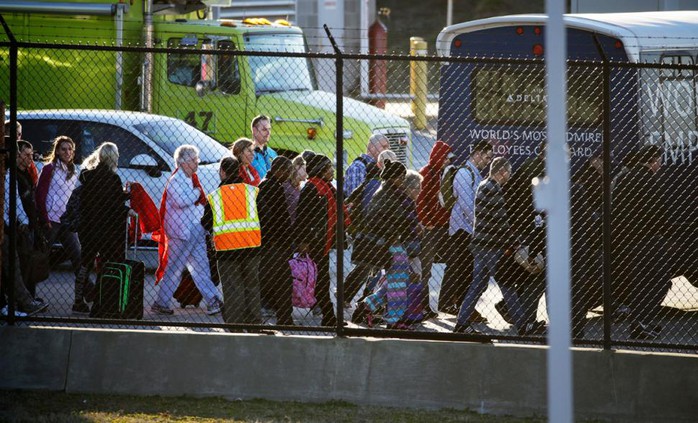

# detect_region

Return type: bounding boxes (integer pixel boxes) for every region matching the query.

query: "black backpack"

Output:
[439,165,475,210]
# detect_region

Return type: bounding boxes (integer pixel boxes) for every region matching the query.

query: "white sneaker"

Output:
[1,306,28,317]
[207,298,223,316]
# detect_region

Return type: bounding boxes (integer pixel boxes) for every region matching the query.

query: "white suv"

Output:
[15,110,231,204]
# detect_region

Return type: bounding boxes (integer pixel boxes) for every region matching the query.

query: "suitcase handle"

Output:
[125,212,138,260]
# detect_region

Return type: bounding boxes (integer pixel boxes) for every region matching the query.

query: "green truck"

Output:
[0,0,411,164]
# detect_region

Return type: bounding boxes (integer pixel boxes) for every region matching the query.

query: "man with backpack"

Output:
[343,133,390,197]
[438,140,493,316]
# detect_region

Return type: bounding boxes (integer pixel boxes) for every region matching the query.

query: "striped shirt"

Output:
[471,178,519,250]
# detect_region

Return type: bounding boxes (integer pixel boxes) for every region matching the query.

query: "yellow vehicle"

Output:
[0,0,411,163]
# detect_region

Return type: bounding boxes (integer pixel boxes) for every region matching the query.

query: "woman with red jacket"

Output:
[415,140,452,317]
[295,154,350,327]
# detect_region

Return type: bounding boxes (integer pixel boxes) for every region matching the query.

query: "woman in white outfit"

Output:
[152,145,222,315]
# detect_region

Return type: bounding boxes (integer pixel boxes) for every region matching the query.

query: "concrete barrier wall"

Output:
[1,326,696,422]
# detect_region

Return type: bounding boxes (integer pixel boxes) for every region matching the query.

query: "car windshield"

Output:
[134,120,230,165]
[245,33,314,94]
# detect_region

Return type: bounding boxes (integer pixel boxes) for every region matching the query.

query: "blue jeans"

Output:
[456,246,527,329]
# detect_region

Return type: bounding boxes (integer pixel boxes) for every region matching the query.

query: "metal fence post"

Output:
[324,25,345,336]
[601,58,613,350]
[0,14,18,324]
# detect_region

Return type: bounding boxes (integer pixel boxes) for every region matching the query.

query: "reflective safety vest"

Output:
[208,183,261,251]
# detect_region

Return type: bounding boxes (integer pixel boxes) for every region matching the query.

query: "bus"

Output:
[436,11,697,280]
[436,11,698,170]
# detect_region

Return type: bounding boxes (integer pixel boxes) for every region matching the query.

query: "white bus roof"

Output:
[436,11,698,61]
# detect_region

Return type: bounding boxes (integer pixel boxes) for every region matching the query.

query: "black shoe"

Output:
[630,322,660,340]
[495,300,514,324]
[520,321,547,336]
[83,282,96,303]
[468,310,488,324]
[453,323,491,342]
[350,302,369,324]
[321,315,337,327]
[276,318,296,326]
[422,309,438,321]
[20,300,50,316]
[71,301,90,315]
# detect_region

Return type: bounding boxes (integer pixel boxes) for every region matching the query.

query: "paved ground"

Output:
[11,246,698,352]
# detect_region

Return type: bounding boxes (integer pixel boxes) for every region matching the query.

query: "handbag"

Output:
[289,253,317,308]
[20,230,50,285]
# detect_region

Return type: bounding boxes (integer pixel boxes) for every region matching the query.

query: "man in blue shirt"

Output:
[438,140,493,316]
[250,115,278,179]
[343,133,390,197]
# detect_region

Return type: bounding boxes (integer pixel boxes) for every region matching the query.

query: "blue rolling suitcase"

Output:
[91,216,144,320]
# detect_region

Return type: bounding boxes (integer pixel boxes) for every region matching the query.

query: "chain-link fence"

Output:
[1,37,696,352]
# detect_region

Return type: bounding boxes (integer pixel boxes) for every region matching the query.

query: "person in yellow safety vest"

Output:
[202,153,262,325]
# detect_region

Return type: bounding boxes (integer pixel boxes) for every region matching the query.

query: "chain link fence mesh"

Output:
[1,41,696,351]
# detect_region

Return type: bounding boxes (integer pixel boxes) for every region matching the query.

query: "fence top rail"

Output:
[2,40,698,70]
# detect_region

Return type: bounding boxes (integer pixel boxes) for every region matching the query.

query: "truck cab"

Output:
[0,1,412,166]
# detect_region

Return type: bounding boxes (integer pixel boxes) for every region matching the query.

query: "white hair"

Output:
[377,149,398,168]
[174,144,200,166]
[82,142,119,172]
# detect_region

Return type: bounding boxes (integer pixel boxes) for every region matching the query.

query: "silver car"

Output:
[14,109,231,205]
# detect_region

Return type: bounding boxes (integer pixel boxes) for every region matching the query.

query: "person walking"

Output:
[355,160,413,329]
[75,142,131,314]
[295,154,349,327]
[612,145,671,340]
[152,145,223,316]
[454,158,542,336]
[416,140,453,319]
[258,157,295,325]
[439,140,493,319]
[203,156,263,325]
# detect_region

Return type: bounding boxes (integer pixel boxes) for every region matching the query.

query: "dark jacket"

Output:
[612,166,668,240]
[352,182,413,267]
[17,167,38,230]
[471,178,519,250]
[507,155,545,255]
[78,163,129,247]
[365,183,413,245]
[258,177,293,252]
[295,182,329,258]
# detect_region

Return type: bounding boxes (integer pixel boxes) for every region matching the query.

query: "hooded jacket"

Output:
[417,140,452,227]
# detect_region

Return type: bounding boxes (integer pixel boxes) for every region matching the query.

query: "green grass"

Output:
[0,390,545,423]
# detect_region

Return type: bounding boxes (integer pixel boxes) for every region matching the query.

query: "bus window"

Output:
[472,66,602,127]
[167,37,201,87]
[217,40,241,95]
[658,54,696,164]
